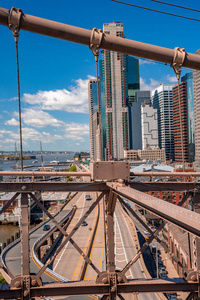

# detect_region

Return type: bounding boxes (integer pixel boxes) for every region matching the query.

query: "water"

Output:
[0,152,74,171]
[0,152,75,245]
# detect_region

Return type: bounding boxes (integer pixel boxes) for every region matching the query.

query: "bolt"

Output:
[15,280,21,288]
[21,185,27,190]
[118,276,123,283]
[24,290,29,297]
[111,286,116,292]
[102,277,108,284]
[31,279,37,286]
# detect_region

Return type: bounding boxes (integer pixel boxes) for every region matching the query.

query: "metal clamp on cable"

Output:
[8,7,22,42]
[171,47,186,80]
[89,27,103,62]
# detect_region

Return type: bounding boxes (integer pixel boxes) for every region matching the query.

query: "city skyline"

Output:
[0,0,198,151]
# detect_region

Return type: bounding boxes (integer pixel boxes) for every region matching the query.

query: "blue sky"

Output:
[0,0,199,152]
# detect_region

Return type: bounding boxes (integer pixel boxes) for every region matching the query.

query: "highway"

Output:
[2,190,163,299]
[2,192,74,283]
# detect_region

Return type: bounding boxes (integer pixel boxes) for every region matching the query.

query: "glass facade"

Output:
[181,73,195,162]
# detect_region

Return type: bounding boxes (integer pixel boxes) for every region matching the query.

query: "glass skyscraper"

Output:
[181,73,195,162]
[99,22,139,160]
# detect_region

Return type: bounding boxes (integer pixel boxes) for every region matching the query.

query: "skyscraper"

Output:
[151,84,174,160]
[172,81,188,162]
[129,91,151,150]
[100,22,139,160]
[182,73,195,162]
[88,78,101,161]
[141,103,158,150]
[172,72,195,163]
[193,49,200,163]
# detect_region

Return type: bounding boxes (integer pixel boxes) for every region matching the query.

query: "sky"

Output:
[0,0,199,152]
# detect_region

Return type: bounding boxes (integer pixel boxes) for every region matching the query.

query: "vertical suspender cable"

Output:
[15,40,23,171]
[8,7,23,171]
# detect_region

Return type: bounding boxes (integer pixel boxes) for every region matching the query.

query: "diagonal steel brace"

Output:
[118,196,182,268]
[177,192,190,207]
[29,192,104,279]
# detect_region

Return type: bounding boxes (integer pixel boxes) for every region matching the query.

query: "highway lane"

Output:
[115,203,160,300]
[53,192,97,281]
[84,198,105,281]
[2,192,79,283]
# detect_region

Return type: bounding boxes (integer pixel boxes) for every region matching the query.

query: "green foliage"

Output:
[70,165,77,172]
[0,273,7,284]
[64,168,70,172]
[67,177,73,181]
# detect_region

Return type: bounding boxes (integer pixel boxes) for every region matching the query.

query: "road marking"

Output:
[71,203,97,281]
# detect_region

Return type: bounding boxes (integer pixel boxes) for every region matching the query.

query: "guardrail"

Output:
[32,210,75,282]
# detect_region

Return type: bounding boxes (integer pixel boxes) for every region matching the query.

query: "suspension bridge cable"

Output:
[151,0,200,13]
[111,0,200,22]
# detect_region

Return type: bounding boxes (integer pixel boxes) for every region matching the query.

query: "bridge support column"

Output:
[20,193,30,300]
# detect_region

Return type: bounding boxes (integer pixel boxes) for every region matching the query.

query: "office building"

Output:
[172,81,188,162]
[100,22,139,160]
[129,91,151,150]
[172,73,194,163]
[124,148,165,162]
[141,103,158,150]
[193,50,200,163]
[88,78,101,161]
[151,84,174,160]
[182,73,195,162]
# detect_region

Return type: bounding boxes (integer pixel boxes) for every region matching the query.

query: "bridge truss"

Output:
[0,162,200,300]
[1,6,200,300]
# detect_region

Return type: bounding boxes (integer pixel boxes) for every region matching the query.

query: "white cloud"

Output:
[139,59,155,65]
[22,77,92,114]
[22,109,64,128]
[5,118,19,126]
[140,77,160,91]
[166,74,177,83]
[63,123,89,142]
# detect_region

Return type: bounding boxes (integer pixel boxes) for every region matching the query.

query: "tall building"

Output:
[141,103,158,150]
[129,91,150,150]
[193,49,200,163]
[172,73,195,163]
[100,22,139,160]
[182,73,195,162]
[88,79,101,161]
[151,84,174,160]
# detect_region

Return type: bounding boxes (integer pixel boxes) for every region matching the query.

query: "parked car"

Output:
[167,294,177,300]
[81,221,88,226]
[160,273,168,279]
[159,267,168,274]
[43,224,50,231]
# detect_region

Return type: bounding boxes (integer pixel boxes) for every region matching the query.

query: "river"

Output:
[0,152,75,247]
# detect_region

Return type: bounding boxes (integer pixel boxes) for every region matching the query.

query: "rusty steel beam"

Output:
[129,182,199,192]
[1,7,200,70]
[0,182,109,192]
[2,279,197,298]
[131,172,200,177]
[107,182,200,237]
[0,181,198,193]
[0,171,91,177]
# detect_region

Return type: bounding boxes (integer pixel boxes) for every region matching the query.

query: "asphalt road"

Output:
[3,206,71,283]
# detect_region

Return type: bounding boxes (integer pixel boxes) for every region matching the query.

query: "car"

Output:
[144,230,151,237]
[85,195,91,201]
[159,267,168,274]
[160,273,168,279]
[167,294,177,300]
[43,224,50,231]
[81,221,88,226]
